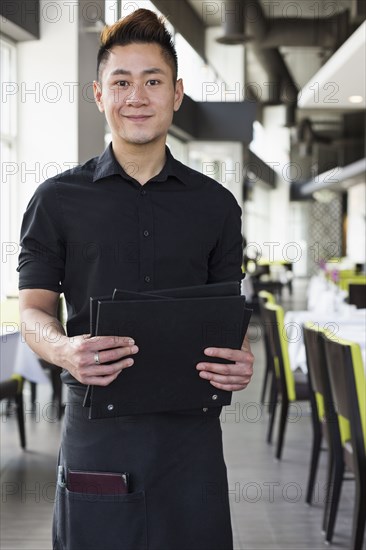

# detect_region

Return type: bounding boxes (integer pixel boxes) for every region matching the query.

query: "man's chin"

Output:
[122,133,162,146]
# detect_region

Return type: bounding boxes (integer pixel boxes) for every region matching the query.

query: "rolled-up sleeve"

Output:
[17,180,65,292]
[207,195,243,284]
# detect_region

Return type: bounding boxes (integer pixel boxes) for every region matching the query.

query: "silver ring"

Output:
[94,352,100,365]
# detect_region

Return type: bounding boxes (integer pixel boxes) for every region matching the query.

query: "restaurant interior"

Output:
[0,1,365,549]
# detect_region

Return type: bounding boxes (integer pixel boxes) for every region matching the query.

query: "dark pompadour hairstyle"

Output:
[97,8,178,82]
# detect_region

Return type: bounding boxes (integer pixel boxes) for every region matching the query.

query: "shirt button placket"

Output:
[138,188,154,288]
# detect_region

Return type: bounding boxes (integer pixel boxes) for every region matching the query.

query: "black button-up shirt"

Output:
[18,143,243,344]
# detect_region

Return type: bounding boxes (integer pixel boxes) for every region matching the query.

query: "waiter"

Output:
[18,8,254,550]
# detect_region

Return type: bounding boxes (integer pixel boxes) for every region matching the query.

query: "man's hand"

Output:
[59,334,139,386]
[19,289,139,387]
[196,335,254,391]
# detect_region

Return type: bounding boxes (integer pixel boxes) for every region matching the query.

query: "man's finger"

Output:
[196,362,246,376]
[85,358,134,377]
[83,335,135,351]
[92,345,138,365]
[203,347,244,361]
[198,369,249,385]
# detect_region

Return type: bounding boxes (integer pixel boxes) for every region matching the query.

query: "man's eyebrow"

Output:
[110,67,167,77]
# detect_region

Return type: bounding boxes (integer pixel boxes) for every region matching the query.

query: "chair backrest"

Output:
[257,291,275,338]
[323,334,366,456]
[258,290,276,306]
[303,323,349,449]
[339,275,366,291]
[348,283,366,309]
[257,291,277,374]
[303,324,328,421]
[264,303,296,401]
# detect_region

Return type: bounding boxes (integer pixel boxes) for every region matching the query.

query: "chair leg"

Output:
[260,360,270,404]
[275,398,289,460]
[306,385,323,505]
[306,424,322,504]
[266,378,277,444]
[322,450,334,533]
[351,479,366,550]
[15,393,26,449]
[325,455,344,543]
[30,381,37,405]
[267,372,277,414]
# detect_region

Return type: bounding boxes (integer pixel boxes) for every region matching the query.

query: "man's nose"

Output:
[125,84,147,105]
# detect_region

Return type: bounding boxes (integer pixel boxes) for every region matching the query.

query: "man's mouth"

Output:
[124,115,152,122]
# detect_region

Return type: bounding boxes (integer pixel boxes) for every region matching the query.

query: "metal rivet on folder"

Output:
[203,408,208,412]
[107,404,114,411]
[212,394,218,401]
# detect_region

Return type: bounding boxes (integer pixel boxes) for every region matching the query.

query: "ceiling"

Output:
[298,21,366,109]
[186,0,364,102]
[184,0,365,190]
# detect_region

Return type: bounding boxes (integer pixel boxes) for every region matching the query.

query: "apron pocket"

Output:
[54,485,147,550]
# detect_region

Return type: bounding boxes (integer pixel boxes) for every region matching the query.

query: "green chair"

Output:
[263,303,310,459]
[303,324,349,541]
[323,334,366,550]
[349,283,366,309]
[257,291,277,443]
[339,275,366,292]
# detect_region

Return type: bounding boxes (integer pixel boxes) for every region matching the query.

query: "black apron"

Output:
[53,386,233,550]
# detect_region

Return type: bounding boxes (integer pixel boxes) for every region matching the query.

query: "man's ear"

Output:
[93,81,104,113]
[173,78,184,112]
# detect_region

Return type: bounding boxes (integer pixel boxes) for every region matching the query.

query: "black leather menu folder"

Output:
[114,281,243,300]
[85,283,252,418]
[89,282,241,336]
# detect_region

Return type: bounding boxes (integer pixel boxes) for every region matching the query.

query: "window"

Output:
[174,33,221,102]
[0,36,17,298]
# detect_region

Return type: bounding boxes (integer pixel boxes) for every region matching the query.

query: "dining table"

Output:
[0,330,50,384]
[1,298,50,384]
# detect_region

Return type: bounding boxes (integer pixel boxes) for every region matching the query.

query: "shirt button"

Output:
[143,230,150,237]
[140,189,147,196]
[144,276,151,283]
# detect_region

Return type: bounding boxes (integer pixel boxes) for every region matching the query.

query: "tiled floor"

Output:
[1,280,364,549]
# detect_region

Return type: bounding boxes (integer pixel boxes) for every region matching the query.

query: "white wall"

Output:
[4,1,79,295]
[17,0,79,211]
[204,27,244,102]
[246,105,298,264]
[188,141,243,206]
[347,182,366,264]
[244,183,271,252]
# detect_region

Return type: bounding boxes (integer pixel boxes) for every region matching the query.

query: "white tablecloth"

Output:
[284,309,366,373]
[307,274,347,312]
[0,331,49,384]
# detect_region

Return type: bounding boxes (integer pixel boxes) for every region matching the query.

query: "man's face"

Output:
[94,43,184,147]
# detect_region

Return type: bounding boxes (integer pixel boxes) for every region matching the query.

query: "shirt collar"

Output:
[93,142,188,185]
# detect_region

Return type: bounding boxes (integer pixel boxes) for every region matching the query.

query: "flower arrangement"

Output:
[330,269,340,284]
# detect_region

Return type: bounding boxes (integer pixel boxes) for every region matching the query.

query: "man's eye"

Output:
[116,81,129,87]
[147,80,160,86]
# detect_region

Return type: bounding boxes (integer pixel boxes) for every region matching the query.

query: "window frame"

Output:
[1,35,18,298]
